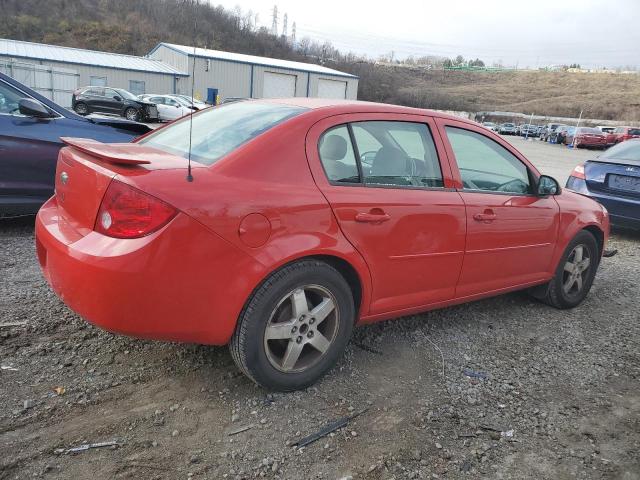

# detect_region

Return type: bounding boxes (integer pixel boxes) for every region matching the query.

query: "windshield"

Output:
[601,140,640,161]
[170,96,191,107]
[629,128,640,135]
[114,88,138,101]
[138,101,307,166]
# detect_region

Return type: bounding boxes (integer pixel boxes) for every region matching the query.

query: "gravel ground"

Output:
[1,141,639,480]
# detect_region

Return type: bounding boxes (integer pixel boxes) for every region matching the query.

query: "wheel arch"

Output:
[583,224,605,257]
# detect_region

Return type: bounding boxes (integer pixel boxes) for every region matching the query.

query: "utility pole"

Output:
[271,5,278,36]
[283,13,288,38]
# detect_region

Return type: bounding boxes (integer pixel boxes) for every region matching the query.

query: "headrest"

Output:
[320,134,348,161]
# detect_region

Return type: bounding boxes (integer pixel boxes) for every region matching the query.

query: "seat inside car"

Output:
[319,134,357,181]
[370,146,413,185]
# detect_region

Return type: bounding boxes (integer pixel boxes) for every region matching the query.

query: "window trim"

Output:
[444,125,538,197]
[318,120,447,191]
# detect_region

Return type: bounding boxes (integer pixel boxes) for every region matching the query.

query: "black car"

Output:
[72,86,159,122]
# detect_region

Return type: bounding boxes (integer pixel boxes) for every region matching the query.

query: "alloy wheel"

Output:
[263,285,339,373]
[562,244,591,296]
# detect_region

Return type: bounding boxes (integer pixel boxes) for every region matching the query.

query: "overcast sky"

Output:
[213,0,640,68]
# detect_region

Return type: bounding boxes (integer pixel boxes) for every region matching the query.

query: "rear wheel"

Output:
[230,260,354,391]
[74,102,88,115]
[530,230,599,309]
[124,107,140,121]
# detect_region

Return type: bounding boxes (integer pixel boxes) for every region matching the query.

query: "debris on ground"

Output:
[292,408,368,449]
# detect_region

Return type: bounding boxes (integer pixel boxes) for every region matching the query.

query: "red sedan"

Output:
[566,127,608,149]
[36,99,610,391]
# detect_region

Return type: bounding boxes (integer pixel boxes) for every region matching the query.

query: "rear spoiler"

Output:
[60,137,151,165]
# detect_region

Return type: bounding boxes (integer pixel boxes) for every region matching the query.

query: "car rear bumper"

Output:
[35,197,261,345]
[566,177,640,229]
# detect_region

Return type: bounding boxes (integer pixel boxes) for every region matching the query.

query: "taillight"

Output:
[95,180,177,238]
[571,164,586,180]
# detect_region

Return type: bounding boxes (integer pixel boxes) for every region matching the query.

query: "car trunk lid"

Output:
[586,160,640,199]
[54,138,204,235]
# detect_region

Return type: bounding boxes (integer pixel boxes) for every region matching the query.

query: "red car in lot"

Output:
[611,126,640,144]
[566,127,608,149]
[36,99,610,391]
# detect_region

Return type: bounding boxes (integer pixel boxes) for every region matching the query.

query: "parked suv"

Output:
[499,123,517,135]
[611,126,640,144]
[72,86,159,122]
[540,123,565,142]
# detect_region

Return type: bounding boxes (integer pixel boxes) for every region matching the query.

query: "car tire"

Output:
[230,259,355,391]
[530,230,599,309]
[74,103,89,115]
[124,107,140,121]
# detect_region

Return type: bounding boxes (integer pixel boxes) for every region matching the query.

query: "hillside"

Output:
[2,0,639,121]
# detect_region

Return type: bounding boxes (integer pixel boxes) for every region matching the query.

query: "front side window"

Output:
[445,127,530,194]
[352,121,443,188]
[138,101,307,166]
[0,80,24,115]
[105,89,121,100]
[318,125,360,183]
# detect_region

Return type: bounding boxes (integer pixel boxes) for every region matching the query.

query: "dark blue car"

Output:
[566,139,640,229]
[0,72,151,217]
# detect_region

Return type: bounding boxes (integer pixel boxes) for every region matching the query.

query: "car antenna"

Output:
[186,17,198,183]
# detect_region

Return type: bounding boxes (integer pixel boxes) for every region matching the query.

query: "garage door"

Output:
[263,72,296,98]
[317,79,347,99]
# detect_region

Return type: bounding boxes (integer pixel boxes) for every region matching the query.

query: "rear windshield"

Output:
[138,101,307,165]
[601,140,640,161]
[579,127,601,134]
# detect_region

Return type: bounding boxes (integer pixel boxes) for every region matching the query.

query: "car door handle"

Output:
[355,211,391,223]
[473,211,497,223]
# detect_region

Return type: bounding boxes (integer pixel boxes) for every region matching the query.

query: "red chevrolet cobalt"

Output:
[36,99,609,391]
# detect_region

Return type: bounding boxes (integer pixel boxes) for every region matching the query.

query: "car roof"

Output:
[255,98,477,125]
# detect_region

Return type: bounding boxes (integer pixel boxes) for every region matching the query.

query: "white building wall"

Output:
[0,55,178,95]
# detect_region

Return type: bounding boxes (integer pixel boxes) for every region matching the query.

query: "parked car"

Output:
[172,95,208,110]
[499,123,517,135]
[596,126,618,146]
[481,121,497,131]
[72,86,159,122]
[565,127,607,149]
[566,139,640,229]
[519,124,539,137]
[36,99,610,391]
[0,72,151,217]
[610,126,640,144]
[138,94,193,122]
[540,123,565,142]
[552,125,574,144]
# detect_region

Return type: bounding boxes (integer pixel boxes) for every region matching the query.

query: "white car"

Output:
[170,95,208,110]
[138,94,193,122]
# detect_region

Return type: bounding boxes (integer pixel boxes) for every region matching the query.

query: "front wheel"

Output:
[124,107,140,121]
[230,260,355,391]
[74,102,88,115]
[531,230,599,309]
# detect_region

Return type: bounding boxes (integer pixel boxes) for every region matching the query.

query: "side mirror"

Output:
[18,98,54,118]
[537,175,560,196]
[113,95,122,102]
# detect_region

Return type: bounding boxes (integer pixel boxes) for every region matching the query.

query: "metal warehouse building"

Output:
[147,43,359,103]
[0,38,187,105]
[0,38,358,107]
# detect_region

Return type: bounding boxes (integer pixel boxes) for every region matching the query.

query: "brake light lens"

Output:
[571,164,586,180]
[95,180,178,238]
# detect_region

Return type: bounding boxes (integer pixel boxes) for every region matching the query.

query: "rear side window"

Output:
[318,121,444,189]
[353,121,443,188]
[445,127,530,194]
[138,101,307,166]
[318,126,360,183]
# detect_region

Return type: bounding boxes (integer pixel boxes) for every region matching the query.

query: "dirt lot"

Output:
[1,140,639,480]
